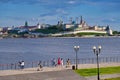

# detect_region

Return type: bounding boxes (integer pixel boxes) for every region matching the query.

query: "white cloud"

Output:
[56,8,68,15]
[67,0,76,4]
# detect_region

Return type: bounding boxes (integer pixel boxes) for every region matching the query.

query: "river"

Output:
[0,37,120,64]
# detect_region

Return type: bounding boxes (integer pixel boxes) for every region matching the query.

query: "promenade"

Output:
[0,62,120,80]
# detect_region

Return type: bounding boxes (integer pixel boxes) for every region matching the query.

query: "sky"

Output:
[0,0,120,30]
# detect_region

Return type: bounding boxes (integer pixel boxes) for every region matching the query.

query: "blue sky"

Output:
[0,0,120,30]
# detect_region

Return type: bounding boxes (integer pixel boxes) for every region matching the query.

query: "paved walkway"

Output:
[0,69,87,80]
[0,63,119,80]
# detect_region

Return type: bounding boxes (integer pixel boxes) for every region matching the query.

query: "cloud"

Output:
[0,0,120,5]
[67,0,76,4]
[39,8,68,18]
[39,13,56,17]
[56,9,68,15]
[102,18,120,23]
[38,8,69,24]
[2,16,37,23]
[77,0,120,13]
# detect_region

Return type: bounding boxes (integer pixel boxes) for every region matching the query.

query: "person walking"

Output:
[52,58,56,67]
[61,58,64,67]
[66,58,70,68]
[21,61,25,69]
[18,61,21,69]
[57,57,61,66]
[37,61,43,71]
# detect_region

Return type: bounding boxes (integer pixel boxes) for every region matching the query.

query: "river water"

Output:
[0,37,120,64]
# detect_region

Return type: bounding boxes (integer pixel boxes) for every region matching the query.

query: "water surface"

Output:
[0,37,120,64]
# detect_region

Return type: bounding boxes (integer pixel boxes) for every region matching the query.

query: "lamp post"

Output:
[74,46,80,70]
[93,46,102,80]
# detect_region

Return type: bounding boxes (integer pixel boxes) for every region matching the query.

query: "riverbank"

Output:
[0,62,119,76]
[1,34,120,39]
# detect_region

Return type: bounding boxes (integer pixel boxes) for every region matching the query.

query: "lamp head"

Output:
[74,46,80,51]
[98,46,102,53]
[93,46,96,53]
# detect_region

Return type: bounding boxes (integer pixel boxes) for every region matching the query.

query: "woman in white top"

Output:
[61,58,63,66]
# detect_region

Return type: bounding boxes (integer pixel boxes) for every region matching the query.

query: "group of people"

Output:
[52,58,70,67]
[17,58,71,71]
[18,61,25,69]
[51,58,63,67]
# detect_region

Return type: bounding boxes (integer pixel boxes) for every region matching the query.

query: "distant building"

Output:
[65,17,74,29]
[0,27,3,32]
[65,16,89,30]
[92,25,106,31]
[64,16,113,35]
[106,25,113,35]
[77,16,89,29]
[65,24,74,29]
[19,22,49,32]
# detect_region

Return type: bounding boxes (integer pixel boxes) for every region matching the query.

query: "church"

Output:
[65,16,90,30]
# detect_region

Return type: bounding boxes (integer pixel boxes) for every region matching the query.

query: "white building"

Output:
[65,16,89,30]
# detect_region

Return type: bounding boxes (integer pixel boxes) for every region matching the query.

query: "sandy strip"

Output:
[0,62,119,76]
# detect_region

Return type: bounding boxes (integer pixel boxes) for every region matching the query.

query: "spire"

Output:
[80,16,83,24]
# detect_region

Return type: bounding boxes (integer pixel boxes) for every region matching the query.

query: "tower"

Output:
[106,25,113,35]
[37,23,41,29]
[80,16,83,25]
[25,21,28,27]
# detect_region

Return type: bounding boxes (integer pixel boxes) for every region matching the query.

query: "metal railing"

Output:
[0,56,120,70]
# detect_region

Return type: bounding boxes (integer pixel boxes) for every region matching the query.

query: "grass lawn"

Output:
[75,66,120,76]
[102,77,120,80]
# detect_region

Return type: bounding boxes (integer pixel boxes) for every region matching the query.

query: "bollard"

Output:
[15,63,16,69]
[32,62,33,68]
[11,63,14,70]
[72,65,75,70]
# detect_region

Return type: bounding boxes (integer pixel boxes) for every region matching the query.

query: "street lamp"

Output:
[74,46,80,70]
[93,46,102,80]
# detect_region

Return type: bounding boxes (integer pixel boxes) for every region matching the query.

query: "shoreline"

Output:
[1,35,120,39]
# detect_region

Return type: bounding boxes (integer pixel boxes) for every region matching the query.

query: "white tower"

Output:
[37,23,41,29]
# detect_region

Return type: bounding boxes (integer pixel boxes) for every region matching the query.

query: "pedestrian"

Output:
[57,57,61,66]
[18,61,21,69]
[37,61,43,71]
[21,61,25,69]
[61,58,63,67]
[52,58,56,67]
[66,58,70,68]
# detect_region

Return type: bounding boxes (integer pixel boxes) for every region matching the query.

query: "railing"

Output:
[0,56,120,70]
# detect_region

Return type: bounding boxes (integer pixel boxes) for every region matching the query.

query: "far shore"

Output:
[1,35,120,39]
[50,35,120,38]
